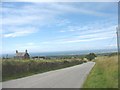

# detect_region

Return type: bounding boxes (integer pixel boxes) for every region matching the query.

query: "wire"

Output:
[106,33,117,51]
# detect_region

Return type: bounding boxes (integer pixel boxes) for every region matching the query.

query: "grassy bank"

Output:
[83,55,118,88]
[2,59,83,81]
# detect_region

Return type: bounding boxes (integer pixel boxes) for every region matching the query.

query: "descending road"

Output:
[2,62,95,88]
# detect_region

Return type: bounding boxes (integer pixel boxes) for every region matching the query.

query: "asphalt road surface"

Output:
[2,62,95,88]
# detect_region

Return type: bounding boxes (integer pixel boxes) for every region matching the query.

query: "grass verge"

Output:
[83,55,118,88]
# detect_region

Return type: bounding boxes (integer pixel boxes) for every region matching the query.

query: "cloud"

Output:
[27,42,35,45]
[14,42,40,51]
[59,19,117,34]
[3,27,37,38]
[2,16,43,26]
[49,2,116,17]
[2,2,117,53]
[108,44,117,47]
[2,7,56,26]
[2,2,116,38]
[55,19,71,26]
[40,35,113,44]
[43,23,117,44]
[61,37,112,43]
[2,2,114,26]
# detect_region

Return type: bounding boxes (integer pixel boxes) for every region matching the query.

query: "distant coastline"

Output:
[1,48,117,58]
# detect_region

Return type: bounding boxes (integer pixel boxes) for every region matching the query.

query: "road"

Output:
[2,62,95,88]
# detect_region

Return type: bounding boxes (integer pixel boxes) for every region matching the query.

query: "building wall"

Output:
[15,56,24,59]
[24,53,30,59]
[15,53,30,59]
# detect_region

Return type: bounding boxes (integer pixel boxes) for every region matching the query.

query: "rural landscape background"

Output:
[1,0,119,89]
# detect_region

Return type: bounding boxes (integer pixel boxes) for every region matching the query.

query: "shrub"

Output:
[63,60,70,64]
[85,53,97,61]
[2,59,83,81]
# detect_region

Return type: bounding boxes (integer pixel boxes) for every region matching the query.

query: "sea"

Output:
[0,48,117,58]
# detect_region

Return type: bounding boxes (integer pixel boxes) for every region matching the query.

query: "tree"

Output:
[85,53,97,61]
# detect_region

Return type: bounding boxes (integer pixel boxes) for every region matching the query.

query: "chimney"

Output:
[16,50,18,53]
[25,49,27,53]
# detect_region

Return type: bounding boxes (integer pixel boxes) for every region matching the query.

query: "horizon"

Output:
[1,48,117,57]
[1,2,118,54]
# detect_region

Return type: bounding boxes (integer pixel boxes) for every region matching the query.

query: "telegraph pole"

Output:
[117,26,120,89]
[117,1,120,89]
[116,27,119,57]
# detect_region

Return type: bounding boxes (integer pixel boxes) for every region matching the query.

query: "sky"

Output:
[1,2,118,54]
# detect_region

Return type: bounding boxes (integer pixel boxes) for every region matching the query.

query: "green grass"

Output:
[83,55,118,88]
[2,59,83,81]
[0,59,2,82]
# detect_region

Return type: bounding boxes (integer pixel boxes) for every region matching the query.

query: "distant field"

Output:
[2,59,83,81]
[83,55,118,88]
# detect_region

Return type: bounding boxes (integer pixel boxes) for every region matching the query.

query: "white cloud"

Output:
[55,19,71,26]
[59,20,117,34]
[13,42,40,51]
[49,2,115,17]
[27,42,35,46]
[2,2,116,39]
[61,36,112,43]
[3,27,37,38]
[40,35,113,44]
[42,23,117,44]
[1,2,117,54]
[2,15,43,26]
[2,2,114,27]
[108,44,117,47]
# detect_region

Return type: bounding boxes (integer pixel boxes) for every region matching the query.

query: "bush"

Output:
[63,60,70,64]
[2,59,83,81]
[85,53,97,61]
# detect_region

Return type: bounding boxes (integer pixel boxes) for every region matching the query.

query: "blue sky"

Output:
[1,2,118,54]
